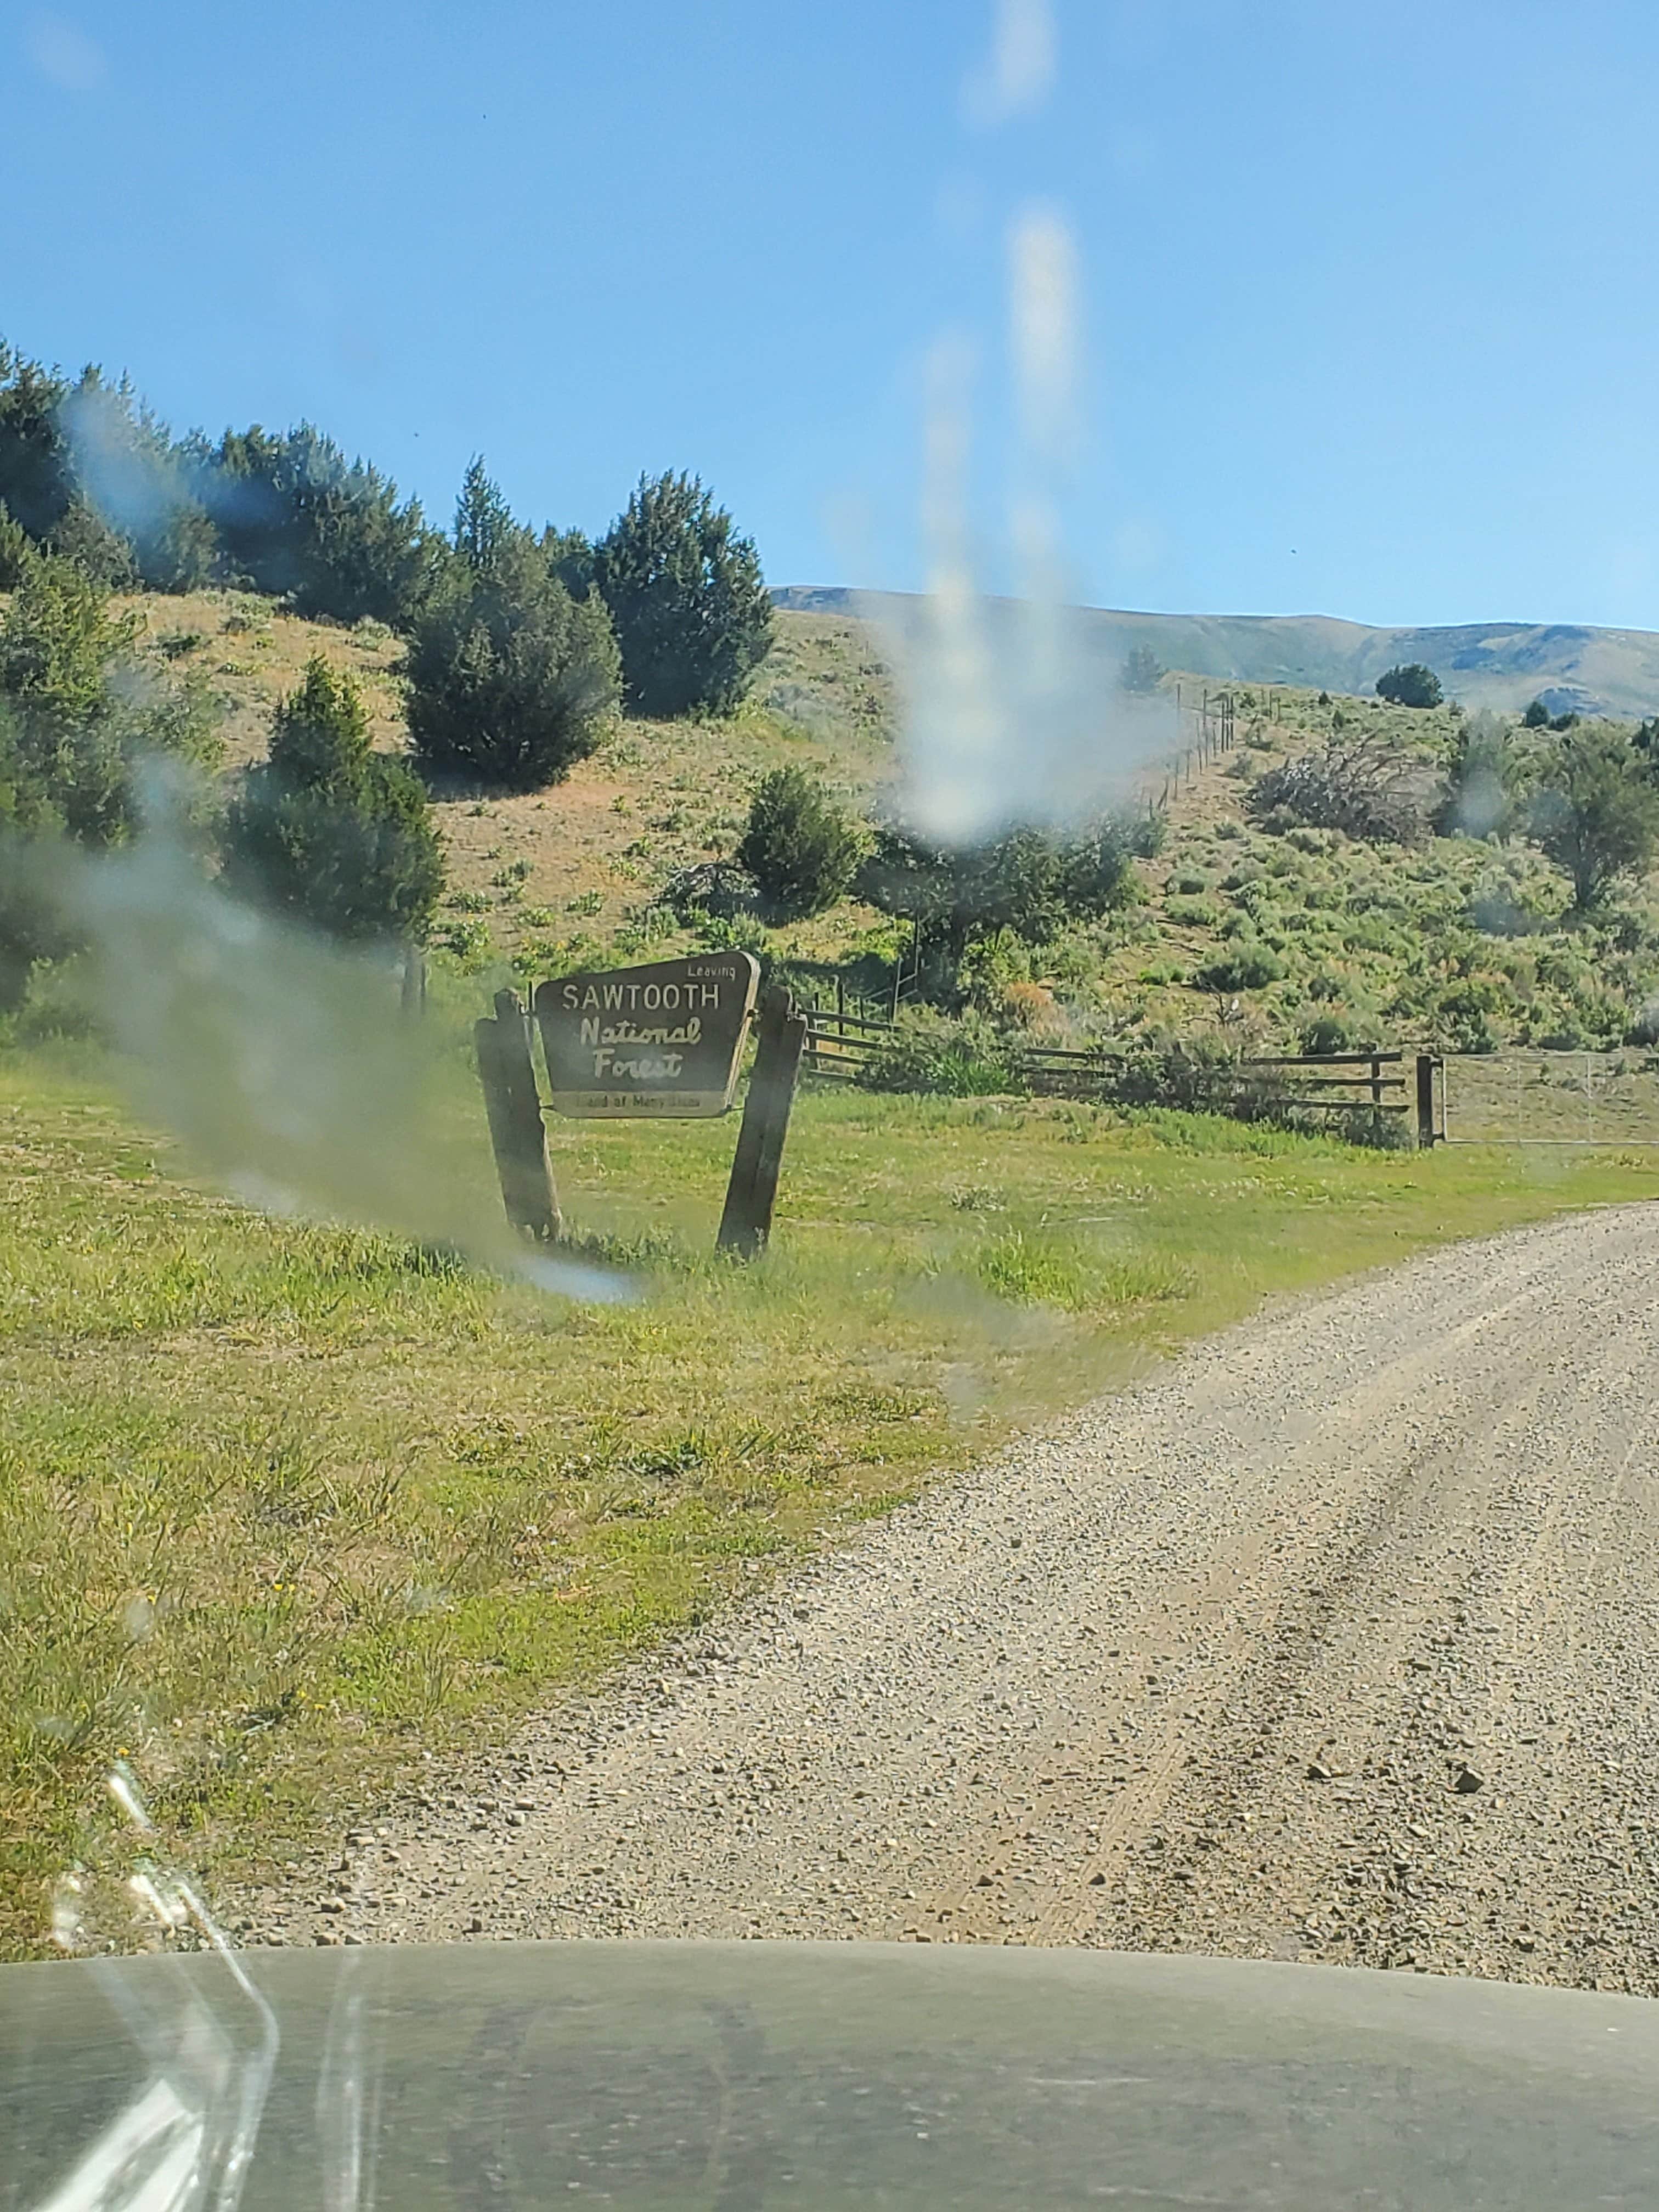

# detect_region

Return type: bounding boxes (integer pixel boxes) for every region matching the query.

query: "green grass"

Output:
[4,1039,1659,1957]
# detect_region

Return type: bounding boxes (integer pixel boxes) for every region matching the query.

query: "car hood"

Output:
[3,1940,1656,2209]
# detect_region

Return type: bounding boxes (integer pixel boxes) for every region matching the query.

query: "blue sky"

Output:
[5,0,1658,630]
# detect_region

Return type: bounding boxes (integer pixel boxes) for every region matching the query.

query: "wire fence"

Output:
[1442,1049,1659,1146]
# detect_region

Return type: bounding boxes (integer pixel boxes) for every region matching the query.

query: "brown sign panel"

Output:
[532,953,760,1118]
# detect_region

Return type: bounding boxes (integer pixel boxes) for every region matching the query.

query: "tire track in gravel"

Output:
[235,1203,1659,1995]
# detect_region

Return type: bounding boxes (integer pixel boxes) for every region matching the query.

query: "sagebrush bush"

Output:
[1196,943,1286,992]
[857,1008,1024,1096]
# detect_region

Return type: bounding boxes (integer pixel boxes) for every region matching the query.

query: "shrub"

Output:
[860,813,1136,972]
[405,461,620,790]
[1468,872,1554,936]
[1195,943,1286,992]
[1164,894,1219,927]
[1429,977,1504,1054]
[1120,645,1165,695]
[222,656,444,944]
[957,927,1031,1012]
[1522,698,1550,729]
[1375,663,1442,708]
[1248,737,1429,845]
[736,765,863,920]
[856,1008,1024,1096]
[1298,994,1381,1054]
[593,471,772,718]
[1436,708,1525,839]
[437,916,493,965]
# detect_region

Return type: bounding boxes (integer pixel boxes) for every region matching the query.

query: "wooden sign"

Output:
[532,953,760,1118]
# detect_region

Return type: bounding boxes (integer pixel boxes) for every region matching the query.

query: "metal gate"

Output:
[1441,1049,1659,1146]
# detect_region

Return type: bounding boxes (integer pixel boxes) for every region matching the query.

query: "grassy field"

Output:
[5,1028,1659,1959]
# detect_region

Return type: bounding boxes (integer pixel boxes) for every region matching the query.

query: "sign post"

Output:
[476,949,804,1261]
[716,984,808,1259]
[475,989,562,1241]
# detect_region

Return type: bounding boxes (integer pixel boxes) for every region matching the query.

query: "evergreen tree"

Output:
[737,765,864,919]
[593,471,772,717]
[0,697,68,1012]
[58,369,217,590]
[1375,662,1443,708]
[405,462,620,789]
[0,548,223,1005]
[0,549,138,844]
[0,345,219,591]
[1120,644,1165,695]
[196,423,433,625]
[0,341,74,548]
[0,500,27,589]
[541,522,595,599]
[223,656,444,943]
[452,455,514,573]
[44,494,137,590]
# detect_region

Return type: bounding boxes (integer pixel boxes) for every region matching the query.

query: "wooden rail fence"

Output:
[802,1009,1424,1131]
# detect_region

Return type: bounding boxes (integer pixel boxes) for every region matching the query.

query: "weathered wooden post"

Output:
[718,984,808,1259]
[1415,1053,1438,1147]
[400,944,427,1018]
[476,989,562,1240]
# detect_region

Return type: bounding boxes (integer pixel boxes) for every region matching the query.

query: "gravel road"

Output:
[238,1204,1659,1993]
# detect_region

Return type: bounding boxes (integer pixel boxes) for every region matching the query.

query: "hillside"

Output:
[48,587,1659,1062]
[104,590,898,968]
[776,586,1659,723]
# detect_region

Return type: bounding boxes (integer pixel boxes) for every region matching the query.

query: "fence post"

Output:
[718,985,808,1259]
[400,944,427,1018]
[1415,1053,1437,1147]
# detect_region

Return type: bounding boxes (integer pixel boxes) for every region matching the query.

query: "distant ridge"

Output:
[771,586,1659,720]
